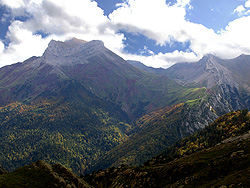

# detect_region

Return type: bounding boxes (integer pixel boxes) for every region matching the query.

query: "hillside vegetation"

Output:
[0,39,222,174]
[84,109,250,188]
[0,84,131,174]
[1,110,250,187]
[84,89,219,174]
[0,160,91,188]
[159,108,250,159]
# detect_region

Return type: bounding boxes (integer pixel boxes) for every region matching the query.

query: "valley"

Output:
[1,38,250,187]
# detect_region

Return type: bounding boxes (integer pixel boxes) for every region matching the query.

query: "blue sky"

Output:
[0,0,250,68]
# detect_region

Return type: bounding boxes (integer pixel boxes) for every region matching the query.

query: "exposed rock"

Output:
[222,131,250,144]
[130,54,250,113]
[43,39,106,66]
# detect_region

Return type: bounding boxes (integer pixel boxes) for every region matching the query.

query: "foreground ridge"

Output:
[0,160,91,188]
[1,110,250,187]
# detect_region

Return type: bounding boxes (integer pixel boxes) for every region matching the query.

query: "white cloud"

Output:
[234,5,246,14]
[176,0,192,9]
[245,0,250,8]
[0,0,125,67]
[0,0,250,69]
[0,41,4,53]
[0,0,25,9]
[124,50,198,68]
[110,0,250,67]
[0,20,53,67]
[219,16,250,54]
[14,0,108,35]
[108,0,222,66]
[110,0,188,45]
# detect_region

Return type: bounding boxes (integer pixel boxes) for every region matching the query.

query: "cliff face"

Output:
[165,54,250,111]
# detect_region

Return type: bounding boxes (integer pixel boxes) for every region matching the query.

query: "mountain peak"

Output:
[199,53,223,67]
[64,37,87,46]
[202,53,219,60]
[46,39,104,55]
[43,39,106,66]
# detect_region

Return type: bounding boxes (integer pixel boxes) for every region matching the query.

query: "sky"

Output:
[0,0,250,68]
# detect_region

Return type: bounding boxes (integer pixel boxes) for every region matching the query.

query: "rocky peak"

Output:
[198,54,223,69]
[43,38,106,66]
[45,39,104,57]
[64,37,87,46]
[193,54,238,88]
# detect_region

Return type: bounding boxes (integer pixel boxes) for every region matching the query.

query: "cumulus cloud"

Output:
[124,50,197,68]
[0,20,53,67]
[0,0,125,67]
[0,0,250,68]
[110,0,188,45]
[234,5,246,14]
[0,40,4,53]
[246,0,250,8]
[219,16,250,52]
[110,0,250,67]
[233,1,250,16]
[0,0,25,9]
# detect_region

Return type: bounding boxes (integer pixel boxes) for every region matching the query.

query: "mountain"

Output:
[85,95,220,174]
[84,109,250,188]
[165,54,250,88]
[90,54,250,173]
[0,38,201,120]
[129,54,250,111]
[0,160,91,188]
[127,60,166,75]
[158,108,250,158]
[166,54,250,111]
[0,38,213,174]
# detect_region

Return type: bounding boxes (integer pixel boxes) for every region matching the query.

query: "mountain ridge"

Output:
[129,54,250,111]
[84,109,250,188]
[0,38,217,174]
[2,109,250,187]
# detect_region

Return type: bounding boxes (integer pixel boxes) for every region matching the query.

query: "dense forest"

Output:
[0,96,131,174]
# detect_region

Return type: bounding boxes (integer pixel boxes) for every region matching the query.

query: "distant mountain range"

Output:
[1,38,250,176]
[129,54,250,111]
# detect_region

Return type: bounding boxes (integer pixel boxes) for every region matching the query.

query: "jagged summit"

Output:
[43,38,106,66]
[45,39,105,57]
[202,53,219,59]
[164,53,237,89]
[64,37,87,46]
